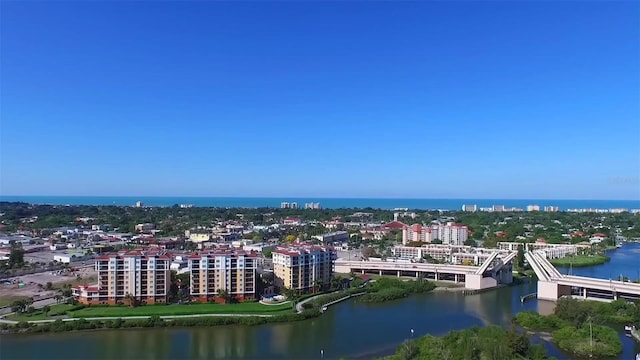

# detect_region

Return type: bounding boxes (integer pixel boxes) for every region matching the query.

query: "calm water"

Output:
[1,195,639,210]
[1,245,640,359]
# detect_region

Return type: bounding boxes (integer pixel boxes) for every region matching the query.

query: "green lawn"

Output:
[550,254,610,267]
[70,302,294,318]
[5,304,73,321]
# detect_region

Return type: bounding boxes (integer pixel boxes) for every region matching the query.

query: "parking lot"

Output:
[0,267,98,301]
[336,249,361,261]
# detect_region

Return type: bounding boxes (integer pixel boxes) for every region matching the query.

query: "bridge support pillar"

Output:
[435,272,439,281]
[361,270,365,275]
[379,270,383,276]
[396,271,400,277]
[614,292,618,301]
[583,288,587,299]
[416,271,419,279]
[454,274,458,283]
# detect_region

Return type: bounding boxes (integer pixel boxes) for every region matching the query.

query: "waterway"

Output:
[1,244,640,360]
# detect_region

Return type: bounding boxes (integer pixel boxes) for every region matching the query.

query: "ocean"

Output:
[0,196,638,211]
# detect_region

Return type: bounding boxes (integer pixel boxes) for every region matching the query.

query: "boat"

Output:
[322,306,328,311]
[635,353,640,360]
[624,324,634,332]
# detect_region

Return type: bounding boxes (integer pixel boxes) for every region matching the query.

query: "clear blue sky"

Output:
[1,1,638,200]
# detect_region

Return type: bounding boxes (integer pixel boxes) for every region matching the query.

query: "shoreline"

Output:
[0,282,453,334]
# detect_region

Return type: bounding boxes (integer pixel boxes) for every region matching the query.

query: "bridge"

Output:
[526,251,640,302]
[334,252,516,291]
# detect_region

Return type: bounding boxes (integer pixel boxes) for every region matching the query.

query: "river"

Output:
[1,244,640,360]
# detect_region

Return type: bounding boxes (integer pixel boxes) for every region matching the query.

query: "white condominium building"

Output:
[402,222,469,246]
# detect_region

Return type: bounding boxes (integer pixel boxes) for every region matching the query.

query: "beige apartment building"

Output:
[73,251,171,305]
[188,248,258,302]
[272,243,337,294]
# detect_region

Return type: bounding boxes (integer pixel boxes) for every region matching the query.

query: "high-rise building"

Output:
[544,206,559,212]
[73,251,171,305]
[304,202,321,209]
[402,222,469,246]
[281,202,290,209]
[402,224,433,244]
[527,205,540,212]
[290,202,299,209]
[462,204,478,212]
[272,243,336,294]
[188,248,258,302]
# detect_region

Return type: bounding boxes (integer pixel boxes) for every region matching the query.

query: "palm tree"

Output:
[216,289,229,304]
[54,294,62,304]
[42,305,51,317]
[124,293,136,308]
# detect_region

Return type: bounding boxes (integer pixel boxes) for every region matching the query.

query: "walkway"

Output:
[0,312,275,325]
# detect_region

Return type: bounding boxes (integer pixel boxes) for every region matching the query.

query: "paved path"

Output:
[0,312,275,325]
[295,291,342,313]
[0,297,61,315]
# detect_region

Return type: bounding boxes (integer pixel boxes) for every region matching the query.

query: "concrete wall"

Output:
[465,274,497,290]
[334,263,352,274]
[538,281,572,301]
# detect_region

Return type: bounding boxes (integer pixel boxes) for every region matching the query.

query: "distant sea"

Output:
[1,196,639,211]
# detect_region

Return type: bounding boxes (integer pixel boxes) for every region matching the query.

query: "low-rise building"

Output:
[314,231,349,244]
[135,223,156,233]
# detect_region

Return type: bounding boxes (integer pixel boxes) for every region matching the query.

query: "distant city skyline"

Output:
[1,2,638,200]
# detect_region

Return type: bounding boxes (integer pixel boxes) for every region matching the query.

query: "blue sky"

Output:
[1,1,638,199]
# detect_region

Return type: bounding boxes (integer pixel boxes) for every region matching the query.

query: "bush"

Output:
[514,311,566,331]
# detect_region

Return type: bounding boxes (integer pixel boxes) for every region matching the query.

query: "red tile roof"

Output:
[383,221,407,229]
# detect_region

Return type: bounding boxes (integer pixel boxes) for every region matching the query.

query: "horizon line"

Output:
[1,195,639,202]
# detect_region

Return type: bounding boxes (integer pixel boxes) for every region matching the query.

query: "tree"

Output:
[516,245,526,270]
[361,246,377,260]
[464,239,477,247]
[216,289,230,303]
[285,235,297,243]
[282,288,299,310]
[45,282,53,291]
[124,293,136,308]
[8,243,24,268]
[54,294,62,304]
[42,305,51,317]
[431,239,443,244]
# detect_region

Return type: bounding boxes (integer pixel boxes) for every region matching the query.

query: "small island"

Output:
[378,325,552,360]
[514,297,640,359]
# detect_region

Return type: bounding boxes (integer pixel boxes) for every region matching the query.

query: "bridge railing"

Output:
[524,251,550,281]
[475,251,500,275]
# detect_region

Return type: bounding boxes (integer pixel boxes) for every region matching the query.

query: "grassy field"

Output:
[550,254,610,267]
[69,302,294,318]
[6,304,73,321]
[0,296,29,307]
